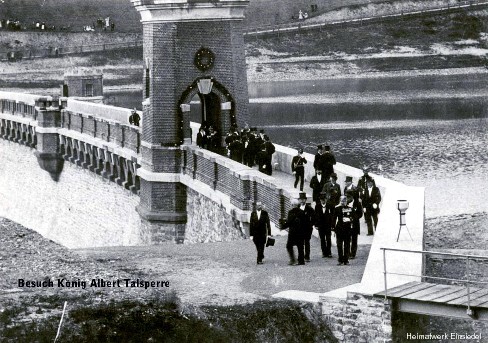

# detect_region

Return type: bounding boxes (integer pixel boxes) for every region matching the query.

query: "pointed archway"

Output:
[178,77,237,147]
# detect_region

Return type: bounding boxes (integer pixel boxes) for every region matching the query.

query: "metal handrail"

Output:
[381,248,488,314]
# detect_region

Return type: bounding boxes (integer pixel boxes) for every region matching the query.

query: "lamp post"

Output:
[197,78,213,122]
[397,200,412,242]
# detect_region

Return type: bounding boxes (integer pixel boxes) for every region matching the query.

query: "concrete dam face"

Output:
[0,138,142,249]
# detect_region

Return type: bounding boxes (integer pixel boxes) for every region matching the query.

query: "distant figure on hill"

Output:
[129,108,140,126]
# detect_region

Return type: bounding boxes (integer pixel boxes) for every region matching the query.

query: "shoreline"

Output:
[1,65,486,96]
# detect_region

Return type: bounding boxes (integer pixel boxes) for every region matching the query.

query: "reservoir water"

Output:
[110,72,488,219]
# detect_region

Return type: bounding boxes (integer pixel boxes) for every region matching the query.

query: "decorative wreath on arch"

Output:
[194,47,215,72]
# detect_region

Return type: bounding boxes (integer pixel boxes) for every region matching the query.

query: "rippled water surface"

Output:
[250,74,488,218]
[263,118,488,218]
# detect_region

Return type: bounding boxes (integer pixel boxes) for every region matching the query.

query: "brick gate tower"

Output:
[130,0,250,242]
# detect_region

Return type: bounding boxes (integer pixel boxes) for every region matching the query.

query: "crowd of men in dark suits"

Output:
[250,143,381,266]
[197,124,276,176]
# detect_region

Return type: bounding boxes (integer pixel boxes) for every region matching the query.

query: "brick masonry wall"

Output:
[185,188,246,244]
[143,19,249,147]
[321,292,393,343]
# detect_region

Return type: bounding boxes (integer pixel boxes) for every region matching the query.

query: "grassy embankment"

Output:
[247,9,488,79]
[1,294,333,342]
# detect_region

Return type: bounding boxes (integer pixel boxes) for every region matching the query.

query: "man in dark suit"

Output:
[291,148,307,191]
[249,201,271,264]
[255,144,269,174]
[361,178,381,235]
[347,190,363,259]
[323,172,341,216]
[321,145,336,181]
[343,176,358,202]
[314,192,332,258]
[129,108,141,126]
[281,198,305,265]
[296,192,315,262]
[313,144,325,172]
[332,195,352,265]
[310,169,327,204]
[196,126,207,149]
[263,135,275,176]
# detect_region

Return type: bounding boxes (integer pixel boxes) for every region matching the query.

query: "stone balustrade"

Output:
[181,144,296,227]
[1,93,141,191]
[2,94,424,249]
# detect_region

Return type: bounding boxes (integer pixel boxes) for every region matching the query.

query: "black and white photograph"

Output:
[0,0,487,341]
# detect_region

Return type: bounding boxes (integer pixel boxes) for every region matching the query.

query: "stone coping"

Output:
[65,98,141,124]
[0,92,53,106]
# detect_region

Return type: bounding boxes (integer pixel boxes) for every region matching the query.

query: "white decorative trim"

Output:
[35,127,58,134]
[140,140,159,149]
[134,5,248,23]
[137,168,181,182]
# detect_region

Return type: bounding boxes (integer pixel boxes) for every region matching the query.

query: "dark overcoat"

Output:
[250,210,271,244]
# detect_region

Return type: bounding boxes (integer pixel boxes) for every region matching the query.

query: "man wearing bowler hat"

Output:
[249,201,271,264]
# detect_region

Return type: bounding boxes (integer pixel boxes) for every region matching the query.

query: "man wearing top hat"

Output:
[249,201,271,264]
[346,190,363,259]
[263,135,275,176]
[313,144,325,172]
[314,192,333,258]
[361,178,382,235]
[343,176,358,201]
[332,195,352,265]
[297,192,315,262]
[357,168,372,197]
